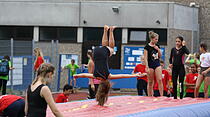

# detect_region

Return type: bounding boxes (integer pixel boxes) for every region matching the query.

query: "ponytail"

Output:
[148,31,158,40]
[32,63,55,85]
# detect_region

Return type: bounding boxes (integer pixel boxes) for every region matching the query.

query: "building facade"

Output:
[0,0,200,89]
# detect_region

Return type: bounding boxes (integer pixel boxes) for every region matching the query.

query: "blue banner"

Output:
[124,46,165,69]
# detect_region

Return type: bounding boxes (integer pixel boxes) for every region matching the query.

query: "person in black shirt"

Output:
[144,31,163,97]
[74,25,144,106]
[25,63,63,117]
[169,36,190,99]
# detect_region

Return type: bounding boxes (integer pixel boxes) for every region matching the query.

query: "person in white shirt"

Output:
[194,43,210,98]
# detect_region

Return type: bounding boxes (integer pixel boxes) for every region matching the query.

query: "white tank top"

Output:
[200,52,210,67]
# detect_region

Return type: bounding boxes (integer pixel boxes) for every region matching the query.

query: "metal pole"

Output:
[51,40,55,91]
[10,38,14,93]
[55,40,59,91]
[191,7,194,53]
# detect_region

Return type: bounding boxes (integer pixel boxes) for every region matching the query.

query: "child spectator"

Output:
[56,84,73,103]
[63,59,80,88]
[185,63,198,98]
[133,56,148,96]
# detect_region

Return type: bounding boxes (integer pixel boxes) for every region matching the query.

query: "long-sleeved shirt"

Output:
[169,46,190,66]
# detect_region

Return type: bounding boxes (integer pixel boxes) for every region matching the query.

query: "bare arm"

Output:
[88,60,94,74]
[34,57,37,66]
[157,48,162,58]
[185,54,192,64]
[144,49,150,73]
[109,73,146,80]
[41,86,63,117]
[24,90,28,116]
[144,50,148,68]
[74,73,94,79]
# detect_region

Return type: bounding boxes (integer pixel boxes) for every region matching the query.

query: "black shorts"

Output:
[148,59,160,70]
[200,67,210,77]
[185,92,194,98]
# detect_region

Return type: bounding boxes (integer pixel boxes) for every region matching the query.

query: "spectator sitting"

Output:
[185,63,198,98]
[56,84,73,103]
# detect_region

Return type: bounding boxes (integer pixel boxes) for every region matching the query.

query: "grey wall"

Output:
[81,2,168,28]
[0,1,198,31]
[0,2,79,26]
[173,4,199,31]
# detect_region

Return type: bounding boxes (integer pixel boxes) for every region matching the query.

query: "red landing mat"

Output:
[47,96,210,117]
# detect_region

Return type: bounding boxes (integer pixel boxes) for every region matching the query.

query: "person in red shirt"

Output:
[154,60,170,97]
[56,84,73,103]
[167,66,173,97]
[0,95,25,117]
[185,63,198,98]
[34,48,44,71]
[133,56,148,96]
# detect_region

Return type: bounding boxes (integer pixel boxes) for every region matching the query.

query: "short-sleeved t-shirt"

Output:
[66,64,79,76]
[154,69,169,92]
[144,44,160,63]
[0,60,11,80]
[185,73,198,93]
[34,56,44,71]
[55,93,68,103]
[133,64,147,81]
[189,59,200,65]
[200,53,210,67]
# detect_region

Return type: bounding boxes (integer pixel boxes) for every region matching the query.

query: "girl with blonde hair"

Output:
[144,31,163,97]
[34,48,44,72]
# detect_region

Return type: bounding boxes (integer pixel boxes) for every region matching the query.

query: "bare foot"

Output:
[104,25,109,31]
[110,26,116,32]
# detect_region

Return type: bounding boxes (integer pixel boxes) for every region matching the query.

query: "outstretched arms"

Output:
[74,73,95,79]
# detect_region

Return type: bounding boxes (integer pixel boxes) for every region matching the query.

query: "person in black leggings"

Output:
[169,36,190,99]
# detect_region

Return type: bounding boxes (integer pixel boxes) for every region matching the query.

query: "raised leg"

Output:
[109,26,116,48]
[102,25,109,46]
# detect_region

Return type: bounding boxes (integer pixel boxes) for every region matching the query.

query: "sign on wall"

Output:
[7,57,23,86]
[60,54,79,68]
[124,46,165,69]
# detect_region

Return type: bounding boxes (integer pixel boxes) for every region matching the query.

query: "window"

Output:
[15,27,33,40]
[0,26,33,40]
[59,28,77,41]
[130,31,147,41]
[128,28,167,45]
[82,27,122,69]
[39,27,77,42]
[40,27,57,40]
[0,27,13,39]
